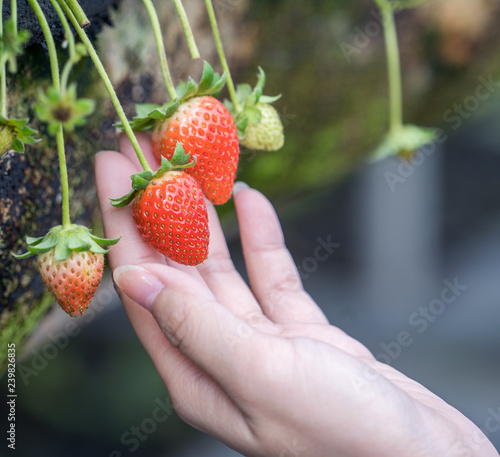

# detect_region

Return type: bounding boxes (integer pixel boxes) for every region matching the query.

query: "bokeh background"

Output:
[2,0,500,455]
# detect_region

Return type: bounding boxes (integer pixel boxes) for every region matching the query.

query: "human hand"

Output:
[95,133,498,457]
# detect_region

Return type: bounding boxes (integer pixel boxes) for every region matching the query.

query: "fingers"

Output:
[234,185,328,325]
[113,263,281,400]
[197,202,273,326]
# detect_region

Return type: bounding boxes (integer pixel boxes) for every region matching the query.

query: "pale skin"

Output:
[95,133,499,457]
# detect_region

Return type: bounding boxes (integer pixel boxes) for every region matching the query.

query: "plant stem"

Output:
[56,125,71,227]
[0,0,6,117]
[204,0,241,112]
[9,0,17,72]
[64,0,90,28]
[28,0,73,226]
[50,0,76,95]
[11,0,17,32]
[142,0,178,101]
[58,0,152,172]
[172,0,200,59]
[376,0,403,131]
[27,0,60,90]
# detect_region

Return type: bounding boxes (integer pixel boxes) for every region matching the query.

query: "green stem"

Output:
[28,0,72,226]
[11,0,17,34]
[50,0,76,94]
[142,0,178,101]
[0,0,6,117]
[56,125,71,227]
[376,0,403,131]
[173,0,200,59]
[204,0,241,113]
[58,0,152,172]
[64,0,90,28]
[27,0,60,90]
[9,0,17,72]
[0,64,6,118]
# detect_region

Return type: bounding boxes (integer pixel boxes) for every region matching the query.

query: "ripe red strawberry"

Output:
[133,170,210,265]
[111,144,210,266]
[37,249,104,317]
[151,96,239,205]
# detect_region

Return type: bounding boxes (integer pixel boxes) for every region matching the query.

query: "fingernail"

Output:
[232,181,250,196]
[113,265,164,311]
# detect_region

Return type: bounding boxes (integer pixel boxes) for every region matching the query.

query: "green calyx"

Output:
[110,142,196,207]
[370,124,437,162]
[224,67,281,140]
[0,19,30,72]
[121,61,226,132]
[0,116,39,155]
[34,83,95,136]
[12,224,120,261]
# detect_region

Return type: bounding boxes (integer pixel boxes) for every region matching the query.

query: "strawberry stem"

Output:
[56,125,71,227]
[57,0,152,173]
[204,0,242,113]
[50,0,76,96]
[173,0,200,59]
[28,0,73,227]
[0,0,6,118]
[27,0,61,91]
[375,0,403,132]
[10,0,17,35]
[63,0,90,28]
[9,0,18,72]
[142,0,178,101]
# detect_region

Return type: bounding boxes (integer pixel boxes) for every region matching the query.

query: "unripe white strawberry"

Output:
[240,103,284,151]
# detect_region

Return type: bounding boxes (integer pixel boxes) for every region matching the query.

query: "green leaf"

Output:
[11,250,34,259]
[110,190,137,208]
[11,137,24,153]
[179,78,199,101]
[125,117,157,131]
[170,142,188,166]
[131,171,153,190]
[67,232,90,252]
[26,236,45,246]
[235,116,248,140]
[197,61,215,93]
[260,94,282,104]
[136,103,162,118]
[75,98,95,116]
[245,107,262,125]
[89,234,121,246]
[48,122,61,136]
[54,236,69,261]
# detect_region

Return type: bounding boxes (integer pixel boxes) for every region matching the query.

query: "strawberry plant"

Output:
[371,0,436,161]
[12,0,118,318]
[121,0,239,205]
[204,0,285,152]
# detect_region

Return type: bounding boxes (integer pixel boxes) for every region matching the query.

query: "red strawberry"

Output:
[132,170,210,265]
[151,96,239,205]
[37,249,104,317]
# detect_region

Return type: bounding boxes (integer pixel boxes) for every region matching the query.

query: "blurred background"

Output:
[2,0,500,455]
